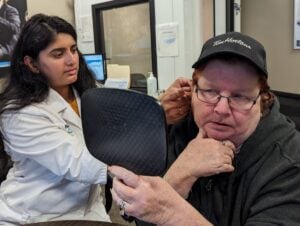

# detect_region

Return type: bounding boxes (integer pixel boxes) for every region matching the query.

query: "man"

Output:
[0,0,20,60]
[109,32,300,225]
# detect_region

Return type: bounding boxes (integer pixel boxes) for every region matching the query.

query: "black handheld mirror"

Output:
[81,88,167,176]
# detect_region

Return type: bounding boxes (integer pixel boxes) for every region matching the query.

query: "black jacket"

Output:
[168,100,300,225]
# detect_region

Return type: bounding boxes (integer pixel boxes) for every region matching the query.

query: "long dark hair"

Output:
[0,14,97,181]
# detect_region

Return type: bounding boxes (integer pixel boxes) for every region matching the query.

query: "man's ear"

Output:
[23,56,40,73]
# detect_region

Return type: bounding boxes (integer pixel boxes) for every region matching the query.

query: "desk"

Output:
[24,221,125,226]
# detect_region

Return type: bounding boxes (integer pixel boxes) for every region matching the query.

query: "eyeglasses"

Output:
[195,85,260,111]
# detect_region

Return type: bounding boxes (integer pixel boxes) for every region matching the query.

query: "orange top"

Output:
[68,98,80,116]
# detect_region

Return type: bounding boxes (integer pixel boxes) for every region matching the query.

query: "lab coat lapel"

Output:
[47,88,82,129]
[62,88,82,129]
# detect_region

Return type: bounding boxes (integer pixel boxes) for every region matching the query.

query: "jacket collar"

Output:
[44,88,82,129]
[235,99,295,177]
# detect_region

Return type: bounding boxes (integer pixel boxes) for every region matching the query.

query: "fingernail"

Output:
[108,171,115,179]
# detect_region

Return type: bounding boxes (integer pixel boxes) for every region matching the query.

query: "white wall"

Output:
[74,0,112,53]
[214,0,226,35]
[155,0,203,90]
[27,0,75,25]
[234,0,241,32]
[74,0,204,90]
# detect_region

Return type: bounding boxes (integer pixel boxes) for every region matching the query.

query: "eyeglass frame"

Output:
[194,85,261,111]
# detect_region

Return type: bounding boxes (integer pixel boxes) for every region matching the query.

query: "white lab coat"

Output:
[0,88,110,225]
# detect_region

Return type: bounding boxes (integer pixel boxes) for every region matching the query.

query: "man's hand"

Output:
[109,165,213,226]
[164,130,236,198]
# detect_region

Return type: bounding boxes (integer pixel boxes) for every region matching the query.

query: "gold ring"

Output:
[119,200,126,216]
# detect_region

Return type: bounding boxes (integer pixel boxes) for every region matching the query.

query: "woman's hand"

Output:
[164,130,236,198]
[159,78,192,125]
[109,165,212,226]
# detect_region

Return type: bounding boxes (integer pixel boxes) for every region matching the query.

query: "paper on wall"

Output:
[78,15,94,42]
[156,23,179,57]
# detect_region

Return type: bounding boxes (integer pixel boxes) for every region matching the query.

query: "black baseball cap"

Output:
[192,32,268,78]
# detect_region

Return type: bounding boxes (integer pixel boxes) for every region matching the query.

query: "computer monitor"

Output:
[0,61,10,68]
[0,61,11,79]
[83,54,105,82]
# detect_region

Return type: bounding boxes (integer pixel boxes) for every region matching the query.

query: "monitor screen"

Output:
[0,63,10,79]
[83,54,105,81]
[0,61,10,68]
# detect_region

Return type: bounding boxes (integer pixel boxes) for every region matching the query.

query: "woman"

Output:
[0,13,192,225]
[0,14,110,224]
[110,32,300,225]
